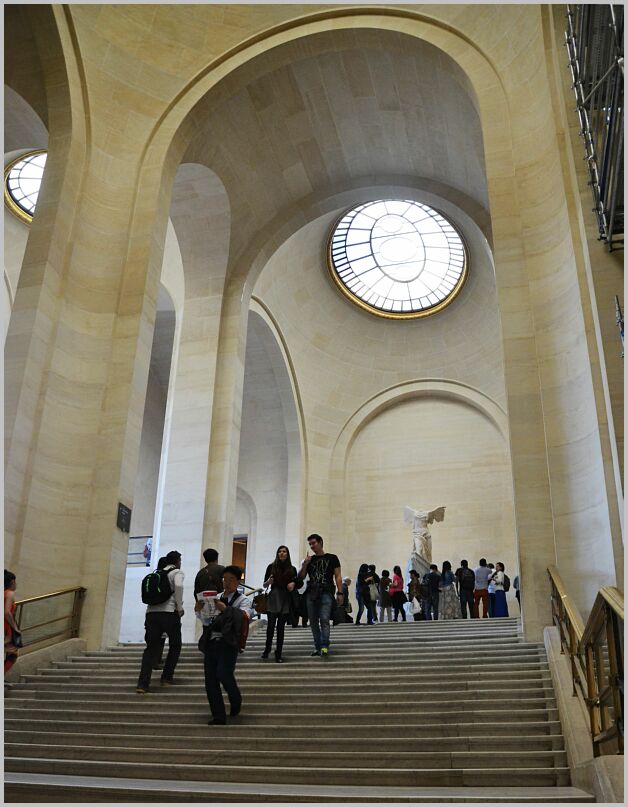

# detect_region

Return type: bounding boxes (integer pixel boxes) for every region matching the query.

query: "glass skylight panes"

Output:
[328,200,467,319]
[4,151,47,221]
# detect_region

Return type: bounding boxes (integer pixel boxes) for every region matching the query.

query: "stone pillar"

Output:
[154,164,231,641]
[201,277,250,569]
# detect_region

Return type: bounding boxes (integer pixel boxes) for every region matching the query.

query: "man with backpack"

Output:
[455,560,476,619]
[202,565,253,726]
[136,550,184,693]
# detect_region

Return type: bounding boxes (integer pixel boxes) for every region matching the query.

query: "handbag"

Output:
[368,582,379,602]
[411,596,421,615]
[252,588,269,615]
[12,629,23,649]
[332,603,349,625]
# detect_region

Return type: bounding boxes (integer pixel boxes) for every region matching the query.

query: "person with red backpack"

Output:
[202,565,253,726]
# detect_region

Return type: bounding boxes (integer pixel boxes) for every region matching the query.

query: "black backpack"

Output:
[141,567,173,605]
[503,573,511,592]
[459,567,475,591]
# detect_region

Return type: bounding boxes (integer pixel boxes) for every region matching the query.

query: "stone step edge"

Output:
[5,704,560,718]
[4,731,566,744]
[4,772,592,803]
[5,757,574,777]
[4,718,562,732]
[4,742,568,759]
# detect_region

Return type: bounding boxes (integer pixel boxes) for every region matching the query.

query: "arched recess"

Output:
[235,304,304,588]
[330,380,517,586]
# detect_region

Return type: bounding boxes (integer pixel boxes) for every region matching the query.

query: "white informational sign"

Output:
[196,590,218,625]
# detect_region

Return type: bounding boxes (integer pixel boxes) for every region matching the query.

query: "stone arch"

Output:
[330,378,519,575]
[330,379,510,544]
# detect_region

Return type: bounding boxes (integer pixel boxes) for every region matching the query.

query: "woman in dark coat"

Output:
[261,546,298,662]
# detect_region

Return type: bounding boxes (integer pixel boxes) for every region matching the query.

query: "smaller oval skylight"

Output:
[327,200,468,319]
[4,150,47,224]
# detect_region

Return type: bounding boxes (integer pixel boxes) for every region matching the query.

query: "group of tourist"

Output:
[352,557,518,622]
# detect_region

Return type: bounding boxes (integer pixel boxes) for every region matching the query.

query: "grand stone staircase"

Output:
[5,616,595,802]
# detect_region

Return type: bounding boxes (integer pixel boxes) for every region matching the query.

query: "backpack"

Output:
[141,567,173,605]
[198,592,251,653]
[503,573,511,592]
[459,567,475,591]
[239,609,250,651]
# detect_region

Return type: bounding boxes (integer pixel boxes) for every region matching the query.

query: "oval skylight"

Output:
[4,150,47,224]
[328,200,468,319]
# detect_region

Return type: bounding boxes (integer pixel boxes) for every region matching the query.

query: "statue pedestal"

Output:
[408,552,430,579]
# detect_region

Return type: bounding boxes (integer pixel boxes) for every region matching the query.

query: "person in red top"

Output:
[389,565,407,622]
[4,570,21,676]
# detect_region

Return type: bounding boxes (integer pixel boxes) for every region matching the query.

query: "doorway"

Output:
[232,534,248,581]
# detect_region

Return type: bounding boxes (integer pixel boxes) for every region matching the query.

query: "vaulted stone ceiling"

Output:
[182,29,488,262]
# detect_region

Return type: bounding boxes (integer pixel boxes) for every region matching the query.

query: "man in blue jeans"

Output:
[298,534,343,658]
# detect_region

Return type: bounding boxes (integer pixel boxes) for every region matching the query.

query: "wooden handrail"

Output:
[15,586,87,607]
[547,567,623,756]
[547,565,586,638]
[14,586,86,651]
[581,586,623,648]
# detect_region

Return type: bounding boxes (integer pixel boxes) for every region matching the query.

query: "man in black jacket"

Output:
[203,565,252,726]
[194,548,225,613]
[423,564,441,621]
[455,559,476,619]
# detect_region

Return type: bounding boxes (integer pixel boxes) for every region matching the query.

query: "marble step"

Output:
[5,705,560,724]
[8,671,552,699]
[11,684,555,703]
[4,756,573,787]
[34,651,548,673]
[4,692,557,713]
[81,637,530,655]
[4,717,564,738]
[15,666,551,687]
[3,729,566,752]
[4,743,569,770]
[3,773,594,803]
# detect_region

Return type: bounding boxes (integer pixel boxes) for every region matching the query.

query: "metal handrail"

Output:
[14,586,87,607]
[14,586,86,651]
[548,566,623,756]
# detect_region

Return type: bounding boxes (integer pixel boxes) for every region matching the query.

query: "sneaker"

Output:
[135,687,149,694]
[310,650,321,656]
[321,647,329,658]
